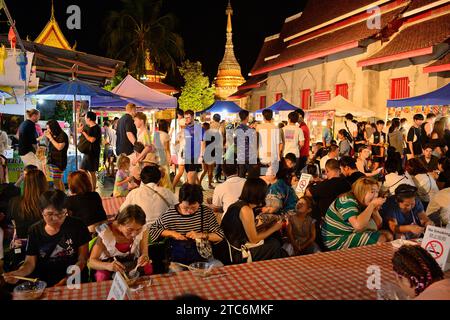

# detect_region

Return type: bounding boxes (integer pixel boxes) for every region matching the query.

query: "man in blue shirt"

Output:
[380,184,434,240]
[183,110,205,185]
[234,110,257,178]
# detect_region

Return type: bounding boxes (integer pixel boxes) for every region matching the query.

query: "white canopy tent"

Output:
[309,95,376,118]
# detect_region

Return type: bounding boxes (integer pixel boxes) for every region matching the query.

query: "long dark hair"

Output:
[20,170,49,220]
[389,118,400,133]
[47,119,63,137]
[239,178,268,206]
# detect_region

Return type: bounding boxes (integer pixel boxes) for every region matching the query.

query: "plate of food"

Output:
[13,281,47,300]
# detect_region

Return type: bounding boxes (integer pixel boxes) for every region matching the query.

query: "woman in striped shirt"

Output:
[321,177,393,251]
[149,183,224,264]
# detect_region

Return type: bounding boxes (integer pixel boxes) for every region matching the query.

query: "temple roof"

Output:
[358,12,450,67]
[424,51,450,73]
[34,1,73,50]
[229,88,252,99]
[251,5,406,75]
[282,0,385,42]
[403,0,446,15]
[238,74,268,90]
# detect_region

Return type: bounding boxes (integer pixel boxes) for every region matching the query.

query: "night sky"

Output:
[2,0,306,84]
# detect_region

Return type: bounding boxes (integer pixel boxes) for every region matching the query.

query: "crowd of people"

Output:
[0,102,449,300]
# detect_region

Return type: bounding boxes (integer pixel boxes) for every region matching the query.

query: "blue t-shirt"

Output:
[184,123,204,161]
[380,196,424,232]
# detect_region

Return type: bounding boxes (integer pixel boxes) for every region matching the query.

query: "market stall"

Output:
[386,83,450,120]
[198,100,243,122]
[306,95,376,143]
[254,98,299,122]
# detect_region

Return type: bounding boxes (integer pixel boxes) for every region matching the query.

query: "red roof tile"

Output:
[359,13,450,66]
[250,36,284,76]
[283,0,383,41]
[252,7,404,75]
[424,51,450,72]
[239,74,268,89]
[144,81,178,93]
[404,0,441,13]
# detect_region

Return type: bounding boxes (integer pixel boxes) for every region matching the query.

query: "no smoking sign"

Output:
[425,240,443,259]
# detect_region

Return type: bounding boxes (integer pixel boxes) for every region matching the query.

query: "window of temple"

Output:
[335,83,349,99]
[301,89,311,109]
[390,77,410,99]
[275,93,283,101]
[260,95,267,109]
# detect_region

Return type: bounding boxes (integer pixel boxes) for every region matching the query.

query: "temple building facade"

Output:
[214,0,245,101]
[231,0,450,118]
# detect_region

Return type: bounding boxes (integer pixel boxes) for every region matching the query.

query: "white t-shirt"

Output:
[212,176,246,216]
[256,122,282,164]
[344,121,357,138]
[383,172,416,195]
[282,124,304,157]
[120,182,178,225]
[414,173,439,203]
[425,188,450,226]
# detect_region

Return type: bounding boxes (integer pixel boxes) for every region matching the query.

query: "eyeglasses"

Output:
[42,211,66,219]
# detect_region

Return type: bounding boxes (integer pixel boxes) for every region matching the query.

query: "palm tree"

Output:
[103,0,184,79]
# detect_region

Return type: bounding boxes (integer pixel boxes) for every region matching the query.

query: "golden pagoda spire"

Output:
[51,0,55,20]
[35,0,73,50]
[215,0,245,100]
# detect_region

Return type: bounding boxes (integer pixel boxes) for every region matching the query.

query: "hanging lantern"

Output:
[16,51,28,81]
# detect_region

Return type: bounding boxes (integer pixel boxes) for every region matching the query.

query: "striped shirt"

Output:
[149,205,224,242]
[321,194,379,251]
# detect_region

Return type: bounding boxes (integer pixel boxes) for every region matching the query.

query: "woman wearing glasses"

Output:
[3,190,91,287]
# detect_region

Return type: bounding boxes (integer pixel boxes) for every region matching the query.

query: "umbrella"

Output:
[255,99,299,113]
[199,100,243,114]
[0,89,12,99]
[27,79,121,169]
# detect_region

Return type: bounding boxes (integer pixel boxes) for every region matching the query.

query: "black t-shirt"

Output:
[18,120,37,156]
[65,192,107,227]
[346,171,366,186]
[310,177,352,219]
[116,114,137,156]
[48,131,69,170]
[407,126,423,155]
[86,124,102,157]
[26,216,90,287]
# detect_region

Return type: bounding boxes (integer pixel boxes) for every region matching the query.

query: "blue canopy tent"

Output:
[199,100,243,114]
[27,79,123,169]
[255,98,299,113]
[387,83,450,107]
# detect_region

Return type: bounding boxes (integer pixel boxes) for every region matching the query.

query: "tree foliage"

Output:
[178,60,215,112]
[103,0,184,79]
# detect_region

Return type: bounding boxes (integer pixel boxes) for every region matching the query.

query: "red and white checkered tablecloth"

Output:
[43,243,419,300]
[101,196,126,219]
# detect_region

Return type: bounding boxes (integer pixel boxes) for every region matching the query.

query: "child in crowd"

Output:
[88,205,152,282]
[284,197,320,256]
[129,142,145,188]
[113,154,133,197]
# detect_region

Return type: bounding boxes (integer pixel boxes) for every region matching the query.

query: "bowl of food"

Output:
[189,262,214,278]
[13,281,47,300]
[126,270,140,286]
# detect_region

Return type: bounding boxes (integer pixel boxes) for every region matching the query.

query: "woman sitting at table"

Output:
[392,245,450,300]
[88,205,152,282]
[321,177,393,251]
[221,178,286,264]
[149,183,224,265]
[379,184,433,240]
[4,190,91,287]
[65,171,107,233]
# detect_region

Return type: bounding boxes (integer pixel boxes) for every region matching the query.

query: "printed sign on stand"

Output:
[421,226,450,271]
[107,272,132,300]
[296,173,312,195]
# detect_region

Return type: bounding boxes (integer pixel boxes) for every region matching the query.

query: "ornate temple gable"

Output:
[34,1,73,50]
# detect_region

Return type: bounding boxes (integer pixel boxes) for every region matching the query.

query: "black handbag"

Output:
[77,133,91,154]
